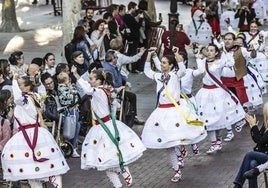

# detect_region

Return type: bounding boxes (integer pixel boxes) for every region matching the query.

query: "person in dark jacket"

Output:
[233,103,268,188]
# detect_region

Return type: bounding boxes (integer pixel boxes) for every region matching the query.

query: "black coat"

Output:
[251,125,268,154]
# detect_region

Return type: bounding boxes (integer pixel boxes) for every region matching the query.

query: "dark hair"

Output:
[91,69,114,87]
[20,76,36,92]
[0,59,10,78]
[169,19,179,50]
[71,26,86,44]
[77,19,88,27]
[207,43,221,59]
[237,32,246,40]
[138,0,148,11]
[128,1,137,11]
[0,89,11,114]
[93,19,106,30]
[31,57,43,67]
[8,51,23,66]
[71,51,83,60]
[43,53,55,62]
[249,19,261,27]
[41,72,53,85]
[103,12,113,20]
[119,4,126,12]
[55,63,69,76]
[85,8,94,13]
[224,32,236,40]
[106,4,119,14]
[163,55,178,71]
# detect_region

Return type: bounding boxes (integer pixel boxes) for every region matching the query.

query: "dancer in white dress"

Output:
[187,0,212,45]
[72,67,146,188]
[141,47,207,182]
[220,0,239,32]
[194,44,245,154]
[1,74,69,188]
[245,20,268,81]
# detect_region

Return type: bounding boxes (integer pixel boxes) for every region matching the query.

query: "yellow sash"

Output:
[163,83,204,126]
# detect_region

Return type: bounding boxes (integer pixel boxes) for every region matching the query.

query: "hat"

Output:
[71,51,83,60]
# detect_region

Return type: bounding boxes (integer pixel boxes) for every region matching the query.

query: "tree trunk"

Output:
[147,0,156,22]
[62,0,81,63]
[1,0,20,32]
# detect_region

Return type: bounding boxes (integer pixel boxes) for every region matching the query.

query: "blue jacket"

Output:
[103,61,127,88]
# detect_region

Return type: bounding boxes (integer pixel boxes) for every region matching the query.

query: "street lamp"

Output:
[168,0,179,30]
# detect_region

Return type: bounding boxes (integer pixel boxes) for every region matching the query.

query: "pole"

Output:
[168,0,179,30]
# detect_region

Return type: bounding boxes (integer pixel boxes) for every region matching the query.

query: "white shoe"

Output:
[235,119,246,132]
[72,148,80,158]
[224,132,234,142]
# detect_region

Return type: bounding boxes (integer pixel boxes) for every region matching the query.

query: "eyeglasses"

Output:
[45,81,54,86]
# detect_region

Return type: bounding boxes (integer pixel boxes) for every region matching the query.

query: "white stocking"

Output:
[28,179,43,188]
[167,147,179,171]
[207,130,216,142]
[106,170,122,188]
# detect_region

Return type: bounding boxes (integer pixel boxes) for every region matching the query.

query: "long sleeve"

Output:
[175,62,186,78]
[144,62,156,80]
[12,80,24,105]
[77,77,95,95]
[192,58,205,77]
[152,56,161,71]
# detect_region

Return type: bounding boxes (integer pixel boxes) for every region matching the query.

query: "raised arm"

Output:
[72,66,95,95]
[144,52,157,80]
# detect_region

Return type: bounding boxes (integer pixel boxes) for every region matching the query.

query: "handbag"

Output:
[63,111,76,139]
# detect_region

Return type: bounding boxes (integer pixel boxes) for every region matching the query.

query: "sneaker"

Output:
[206,142,221,154]
[235,119,246,132]
[171,169,182,182]
[134,117,145,125]
[72,149,80,158]
[224,132,234,142]
[244,168,260,179]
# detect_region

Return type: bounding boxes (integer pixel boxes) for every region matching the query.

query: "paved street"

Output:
[1,0,268,187]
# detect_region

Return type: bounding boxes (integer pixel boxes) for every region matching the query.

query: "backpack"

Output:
[64,42,76,64]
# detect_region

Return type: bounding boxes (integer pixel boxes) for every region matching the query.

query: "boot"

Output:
[49,175,62,188]
[28,179,43,188]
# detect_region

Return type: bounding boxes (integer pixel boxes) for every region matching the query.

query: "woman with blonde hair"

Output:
[232,103,268,188]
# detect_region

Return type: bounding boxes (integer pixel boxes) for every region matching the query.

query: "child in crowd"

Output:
[57,72,81,158]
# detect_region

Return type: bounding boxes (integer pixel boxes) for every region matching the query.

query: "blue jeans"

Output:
[62,109,81,149]
[234,151,268,188]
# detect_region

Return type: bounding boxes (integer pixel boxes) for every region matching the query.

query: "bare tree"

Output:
[1,0,20,32]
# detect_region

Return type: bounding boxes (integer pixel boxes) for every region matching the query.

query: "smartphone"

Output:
[159,13,162,20]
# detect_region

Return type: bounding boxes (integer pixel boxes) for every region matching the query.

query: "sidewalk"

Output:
[1,1,268,188]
